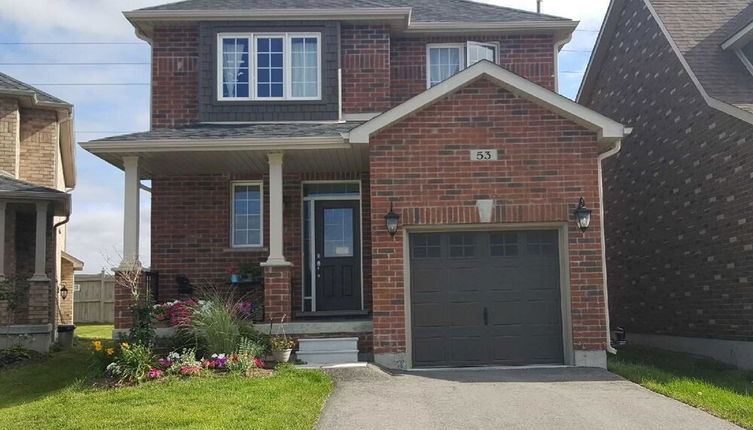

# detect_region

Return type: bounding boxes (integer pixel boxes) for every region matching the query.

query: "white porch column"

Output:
[121,156,141,268]
[263,152,290,266]
[30,201,49,282]
[0,201,6,277]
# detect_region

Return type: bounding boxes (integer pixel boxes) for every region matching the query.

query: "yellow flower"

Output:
[120,342,129,349]
[92,341,102,352]
[106,348,114,356]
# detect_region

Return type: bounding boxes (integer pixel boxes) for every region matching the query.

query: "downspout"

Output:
[597,129,630,355]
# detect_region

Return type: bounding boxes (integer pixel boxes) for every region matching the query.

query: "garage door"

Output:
[410,230,564,367]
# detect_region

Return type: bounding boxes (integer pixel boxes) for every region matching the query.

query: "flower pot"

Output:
[230,274,240,283]
[272,348,292,363]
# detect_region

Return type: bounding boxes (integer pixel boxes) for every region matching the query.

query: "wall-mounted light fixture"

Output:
[384,202,400,237]
[60,285,69,300]
[573,197,592,232]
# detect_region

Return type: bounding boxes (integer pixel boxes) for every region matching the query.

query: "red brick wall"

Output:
[151,25,199,129]
[369,78,606,357]
[341,24,392,113]
[19,108,57,188]
[390,34,556,106]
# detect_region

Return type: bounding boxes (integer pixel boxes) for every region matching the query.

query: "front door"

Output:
[314,200,361,311]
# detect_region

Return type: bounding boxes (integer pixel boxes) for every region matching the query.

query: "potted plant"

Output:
[269,315,294,363]
[239,263,262,282]
[270,336,294,363]
[226,265,240,283]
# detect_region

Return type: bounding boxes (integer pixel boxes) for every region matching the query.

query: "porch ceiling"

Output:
[84,144,369,178]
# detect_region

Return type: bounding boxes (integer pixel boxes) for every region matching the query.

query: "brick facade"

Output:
[583,0,753,341]
[390,34,556,106]
[341,24,392,113]
[0,98,19,176]
[369,78,607,357]
[19,108,57,188]
[59,258,74,325]
[151,25,200,129]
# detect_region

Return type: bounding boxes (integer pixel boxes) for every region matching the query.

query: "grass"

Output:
[0,341,332,430]
[75,324,114,339]
[609,345,753,429]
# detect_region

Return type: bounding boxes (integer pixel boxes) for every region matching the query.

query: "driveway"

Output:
[316,366,741,430]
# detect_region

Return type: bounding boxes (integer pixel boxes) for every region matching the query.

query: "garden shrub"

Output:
[0,345,38,368]
[106,343,154,383]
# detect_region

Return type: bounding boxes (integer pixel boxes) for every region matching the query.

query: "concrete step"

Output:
[297,337,359,365]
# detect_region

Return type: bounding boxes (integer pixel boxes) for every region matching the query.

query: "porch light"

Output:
[385,202,400,237]
[573,197,592,232]
[60,285,69,300]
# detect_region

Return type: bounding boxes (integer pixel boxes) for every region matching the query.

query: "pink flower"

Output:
[179,365,201,375]
[148,368,164,379]
[253,358,265,368]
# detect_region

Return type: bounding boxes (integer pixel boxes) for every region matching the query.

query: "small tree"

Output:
[0,275,30,344]
[106,254,155,347]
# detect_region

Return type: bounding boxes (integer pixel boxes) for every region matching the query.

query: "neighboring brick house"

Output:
[0,72,81,351]
[83,0,628,369]
[580,0,753,369]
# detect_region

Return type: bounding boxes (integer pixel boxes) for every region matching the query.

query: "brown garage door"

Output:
[410,230,564,367]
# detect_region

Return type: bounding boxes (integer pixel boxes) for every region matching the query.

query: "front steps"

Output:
[297,337,359,365]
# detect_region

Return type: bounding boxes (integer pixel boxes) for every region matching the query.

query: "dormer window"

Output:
[218,33,321,101]
[426,41,499,88]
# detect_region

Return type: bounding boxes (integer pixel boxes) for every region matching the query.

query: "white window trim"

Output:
[426,43,465,89]
[425,41,500,89]
[217,32,322,102]
[230,181,264,248]
[735,48,753,78]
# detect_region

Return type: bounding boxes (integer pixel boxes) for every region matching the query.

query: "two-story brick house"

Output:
[579,0,753,370]
[83,0,628,369]
[0,72,81,351]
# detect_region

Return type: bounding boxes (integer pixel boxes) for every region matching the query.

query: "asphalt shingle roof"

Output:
[0,72,69,105]
[92,121,364,142]
[0,175,64,194]
[651,0,753,114]
[136,0,569,23]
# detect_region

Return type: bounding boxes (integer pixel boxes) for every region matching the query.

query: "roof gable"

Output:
[579,0,753,125]
[350,60,626,148]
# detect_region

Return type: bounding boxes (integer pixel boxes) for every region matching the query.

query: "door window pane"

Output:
[256,37,284,98]
[449,233,475,258]
[324,208,354,257]
[490,232,518,256]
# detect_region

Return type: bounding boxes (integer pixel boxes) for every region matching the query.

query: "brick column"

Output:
[26,280,51,324]
[263,265,292,323]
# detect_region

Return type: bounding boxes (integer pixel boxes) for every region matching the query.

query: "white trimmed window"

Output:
[426,41,499,88]
[231,182,263,247]
[218,32,321,101]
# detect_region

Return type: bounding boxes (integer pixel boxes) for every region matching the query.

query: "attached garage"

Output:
[409,230,565,367]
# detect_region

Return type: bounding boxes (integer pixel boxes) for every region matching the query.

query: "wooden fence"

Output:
[73,272,115,324]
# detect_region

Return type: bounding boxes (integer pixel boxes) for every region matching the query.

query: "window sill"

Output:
[223,247,268,253]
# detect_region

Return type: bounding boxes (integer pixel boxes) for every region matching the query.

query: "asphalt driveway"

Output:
[316,366,741,430]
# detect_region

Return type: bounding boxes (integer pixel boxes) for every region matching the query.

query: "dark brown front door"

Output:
[314,200,361,311]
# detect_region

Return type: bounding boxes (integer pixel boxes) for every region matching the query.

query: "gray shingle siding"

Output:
[198,21,340,122]
[583,0,753,341]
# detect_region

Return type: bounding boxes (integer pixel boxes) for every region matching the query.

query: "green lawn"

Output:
[0,343,332,430]
[609,345,753,429]
[75,324,114,339]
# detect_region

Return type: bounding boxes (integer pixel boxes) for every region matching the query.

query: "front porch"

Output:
[81,123,375,349]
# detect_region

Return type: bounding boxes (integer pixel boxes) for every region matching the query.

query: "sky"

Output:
[0,0,609,273]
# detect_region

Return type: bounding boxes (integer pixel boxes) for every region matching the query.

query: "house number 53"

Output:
[470,149,498,161]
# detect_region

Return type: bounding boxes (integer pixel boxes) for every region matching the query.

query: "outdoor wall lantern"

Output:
[385,202,400,237]
[60,285,69,300]
[574,197,592,232]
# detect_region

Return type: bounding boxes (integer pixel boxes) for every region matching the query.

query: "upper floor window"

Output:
[218,33,321,101]
[426,41,499,88]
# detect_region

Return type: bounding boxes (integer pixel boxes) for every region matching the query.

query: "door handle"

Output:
[483,307,488,326]
[316,253,321,278]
